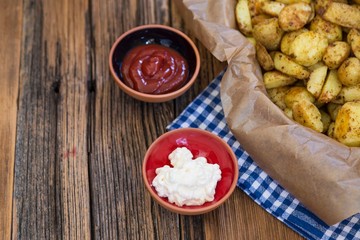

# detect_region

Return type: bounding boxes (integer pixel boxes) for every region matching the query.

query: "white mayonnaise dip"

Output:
[152,147,222,206]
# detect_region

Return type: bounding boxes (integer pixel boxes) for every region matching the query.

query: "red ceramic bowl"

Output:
[142,128,239,215]
[109,24,200,102]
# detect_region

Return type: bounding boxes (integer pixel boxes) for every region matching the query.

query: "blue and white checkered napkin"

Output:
[167,71,360,240]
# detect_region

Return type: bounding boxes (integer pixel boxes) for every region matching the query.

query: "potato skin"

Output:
[318,69,343,103]
[263,70,297,89]
[334,101,360,147]
[292,99,324,132]
[276,0,312,4]
[306,63,328,98]
[273,52,310,79]
[289,31,329,67]
[248,0,267,17]
[280,28,308,55]
[284,86,315,108]
[284,107,293,119]
[320,2,360,29]
[347,28,360,59]
[337,57,360,86]
[256,43,275,71]
[251,14,271,26]
[267,86,290,110]
[332,85,360,104]
[236,0,253,36]
[322,41,351,69]
[278,2,313,31]
[253,18,284,51]
[310,15,342,43]
[261,1,285,17]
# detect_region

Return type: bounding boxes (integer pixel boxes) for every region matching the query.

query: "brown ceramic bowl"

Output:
[109,24,200,102]
[142,128,239,215]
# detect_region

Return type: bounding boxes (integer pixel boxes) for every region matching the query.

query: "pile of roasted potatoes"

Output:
[236,0,360,147]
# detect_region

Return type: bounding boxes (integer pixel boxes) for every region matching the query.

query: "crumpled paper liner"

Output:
[175,0,360,225]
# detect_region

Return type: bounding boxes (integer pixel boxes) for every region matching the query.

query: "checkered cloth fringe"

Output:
[167,71,360,240]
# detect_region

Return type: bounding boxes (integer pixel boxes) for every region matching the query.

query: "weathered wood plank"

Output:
[203,190,304,239]
[13,0,91,239]
[13,1,61,238]
[0,1,22,239]
[89,0,180,239]
[54,0,92,238]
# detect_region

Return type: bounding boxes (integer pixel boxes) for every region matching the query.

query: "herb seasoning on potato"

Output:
[235,0,360,147]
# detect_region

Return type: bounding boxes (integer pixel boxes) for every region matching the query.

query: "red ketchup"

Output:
[121,44,189,94]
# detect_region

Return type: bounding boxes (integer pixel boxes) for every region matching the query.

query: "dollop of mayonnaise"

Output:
[152,147,222,207]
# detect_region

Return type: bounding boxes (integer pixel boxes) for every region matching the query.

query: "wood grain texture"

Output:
[13,2,59,238]
[54,0,92,238]
[7,0,305,239]
[203,190,304,240]
[89,0,180,239]
[13,0,91,239]
[0,1,22,239]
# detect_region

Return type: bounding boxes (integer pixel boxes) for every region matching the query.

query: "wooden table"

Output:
[0,0,304,239]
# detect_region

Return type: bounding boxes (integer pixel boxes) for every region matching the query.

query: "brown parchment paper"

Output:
[175,0,360,225]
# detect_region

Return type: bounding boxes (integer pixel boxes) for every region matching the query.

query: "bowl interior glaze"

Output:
[143,128,239,214]
[111,26,198,90]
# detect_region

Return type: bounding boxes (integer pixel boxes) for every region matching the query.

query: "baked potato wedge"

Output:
[267,86,290,110]
[256,42,275,71]
[263,70,297,89]
[273,52,310,79]
[261,1,286,16]
[289,31,329,67]
[322,41,351,69]
[318,69,343,103]
[280,28,309,55]
[284,107,293,119]
[247,37,257,45]
[332,85,360,104]
[337,57,360,86]
[314,0,331,15]
[334,101,360,147]
[236,0,253,36]
[292,99,324,132]
[284,86,315,108]
[347,28,360,59]
[251,14,272,26]
[253,18,284,50]
[278,2,313,31]
[306,63,328,98]
[248,0,267,17]
[319,2,360,29]
[309,15,342,43]
[275,0,311,4]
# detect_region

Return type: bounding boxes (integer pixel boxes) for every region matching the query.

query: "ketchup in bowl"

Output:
[109,25,200,102]
[121,44,189,94]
